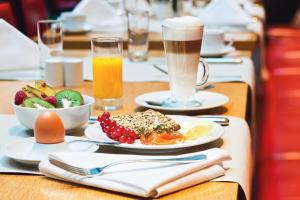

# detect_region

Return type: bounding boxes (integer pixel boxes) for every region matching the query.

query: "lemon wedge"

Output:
[182,121,213,140]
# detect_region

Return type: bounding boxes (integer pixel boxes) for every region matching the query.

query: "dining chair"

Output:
[0,2,17,27]
[20,0,49,37]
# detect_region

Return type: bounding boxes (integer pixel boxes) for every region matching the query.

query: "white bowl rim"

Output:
[12,95,95,111]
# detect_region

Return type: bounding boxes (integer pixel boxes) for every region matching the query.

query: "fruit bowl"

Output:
[13,95,95,130]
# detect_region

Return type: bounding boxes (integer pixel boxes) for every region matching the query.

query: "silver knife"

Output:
[204,58,243,64]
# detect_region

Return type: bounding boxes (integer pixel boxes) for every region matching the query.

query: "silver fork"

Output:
[48,154,207,176]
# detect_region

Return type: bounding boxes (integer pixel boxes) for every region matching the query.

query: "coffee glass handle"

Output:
[197,57,209,87]
[226,38,234,47]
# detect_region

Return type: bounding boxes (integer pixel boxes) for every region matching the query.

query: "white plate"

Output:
[85,115,224,152]
[134,90,229,111]
[201,45,235,57]
[4,136,98,165]
[63,25,92,33]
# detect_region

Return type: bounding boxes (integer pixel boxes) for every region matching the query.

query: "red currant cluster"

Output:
[97,112,136,144]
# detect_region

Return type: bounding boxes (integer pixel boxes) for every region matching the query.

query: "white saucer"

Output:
[63,25,92,33]
[85,115,224,153]
[135,90,229,111]
[201,45,236,57]
[4,136,98,165]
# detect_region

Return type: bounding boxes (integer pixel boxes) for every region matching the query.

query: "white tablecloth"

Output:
[0,114,252,199]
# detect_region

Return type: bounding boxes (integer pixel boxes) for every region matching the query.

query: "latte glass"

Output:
[162,24,208,107]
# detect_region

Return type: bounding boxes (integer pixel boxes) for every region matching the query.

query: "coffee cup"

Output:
[201,29,233,54]
[60,12,86,31]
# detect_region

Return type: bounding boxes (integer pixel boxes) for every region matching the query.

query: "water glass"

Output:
[127,10,149,62]
[91,37,123,110]
[37,20,63,79]
[150,0,173,19]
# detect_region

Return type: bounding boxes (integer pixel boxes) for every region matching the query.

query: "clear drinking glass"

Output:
[127,10,149,62]
[91,37,123,110]
[37,20,63,78]
[150,0,173,19]
[162,24,209,107]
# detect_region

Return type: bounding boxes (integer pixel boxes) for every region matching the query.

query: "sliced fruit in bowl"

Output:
[13,81,95,130]
[55,89,83,108]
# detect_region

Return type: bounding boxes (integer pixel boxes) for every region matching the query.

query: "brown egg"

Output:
[34,111,65,144]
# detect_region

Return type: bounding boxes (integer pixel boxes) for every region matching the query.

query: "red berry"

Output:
[119,135,127,143]
[110,120,117,127]
[97,115,103,122]
[126,136,135,144]
[115,128,123,138]
[44,96,57,106]
[103,118,110,125]
[127,129,136,138]
[110,131,118,139]
[102,112,110,119]
[103,126,111,133]
[14,90,27,105]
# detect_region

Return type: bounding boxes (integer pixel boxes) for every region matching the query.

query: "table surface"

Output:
[0,80,248,200]
[63,31,258,51]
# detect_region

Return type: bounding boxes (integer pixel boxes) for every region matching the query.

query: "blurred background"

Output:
[0,0,299,37]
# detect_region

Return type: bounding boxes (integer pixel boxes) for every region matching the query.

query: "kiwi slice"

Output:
[55,89,83,108]
[22,97,55,109]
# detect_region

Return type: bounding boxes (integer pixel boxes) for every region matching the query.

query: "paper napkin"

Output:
[0,19,39,71]
[39,148,231,198]
[73,0,123,30]
[199,0,253,26]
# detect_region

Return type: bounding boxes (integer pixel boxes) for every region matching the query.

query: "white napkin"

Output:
[39,148,231,198]
[0,19,39,71]
[73,0,124,31]
[199,0,252,26]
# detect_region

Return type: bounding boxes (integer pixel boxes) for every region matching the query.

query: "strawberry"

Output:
[44,96,57,107]
[14,90,27,105]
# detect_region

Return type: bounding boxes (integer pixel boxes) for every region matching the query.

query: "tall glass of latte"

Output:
[162,16,208,107]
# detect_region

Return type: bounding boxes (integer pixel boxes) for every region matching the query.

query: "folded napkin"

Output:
[199,0,252,26]
[0,19,39,71]
[39,148,231,198]
[73,0,123,30]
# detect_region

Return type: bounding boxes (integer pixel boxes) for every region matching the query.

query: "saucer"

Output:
[63,25,92,34]
[135,90,229,111]
[4,136,98,165]
[201,45,236,57]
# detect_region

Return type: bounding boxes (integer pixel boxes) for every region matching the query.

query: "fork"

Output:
[48,153,207,176]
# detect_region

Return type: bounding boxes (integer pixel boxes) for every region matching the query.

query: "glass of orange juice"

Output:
[91,37,123,110]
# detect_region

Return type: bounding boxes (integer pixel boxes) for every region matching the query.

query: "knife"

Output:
[204,57,243,64]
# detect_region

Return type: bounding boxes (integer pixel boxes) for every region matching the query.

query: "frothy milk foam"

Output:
[162,16,203,102]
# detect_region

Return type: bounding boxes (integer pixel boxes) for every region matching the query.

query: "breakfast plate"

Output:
[4,136,98,165]
[201,45,236,57]
[135,91,229,111]
[85,115,224,152]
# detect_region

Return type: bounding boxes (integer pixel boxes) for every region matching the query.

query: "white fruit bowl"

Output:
[13,95,95,130]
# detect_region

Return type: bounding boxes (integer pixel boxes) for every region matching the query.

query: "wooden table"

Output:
[0,80,248,200]
[63,31,258,51]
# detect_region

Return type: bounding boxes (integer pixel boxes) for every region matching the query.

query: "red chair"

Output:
[52,0,79,12]
[20,0,48,37]
[0,2,17,26]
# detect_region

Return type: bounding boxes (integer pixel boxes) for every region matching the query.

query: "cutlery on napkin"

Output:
[0,19,39,71]
[199,0,253,26]
[72,0,123,30]
[39,148,231,197]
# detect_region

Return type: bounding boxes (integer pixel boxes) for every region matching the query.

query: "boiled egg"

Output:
[34,111,65,144]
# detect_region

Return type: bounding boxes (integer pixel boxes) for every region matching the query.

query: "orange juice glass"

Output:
[91,37,123,110]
